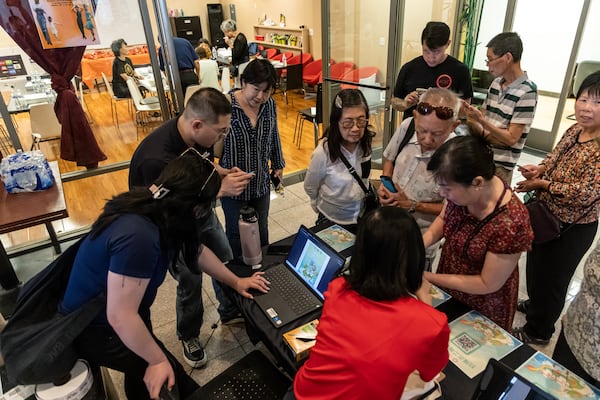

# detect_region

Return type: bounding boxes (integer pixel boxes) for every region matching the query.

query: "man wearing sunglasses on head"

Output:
[129,88,255,370]
[391,21,473,120]
[463,32,538,185]
[379,88,461,270]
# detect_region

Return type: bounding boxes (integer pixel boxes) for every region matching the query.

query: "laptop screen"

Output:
[285,225,345,299]
[472,359,556,400]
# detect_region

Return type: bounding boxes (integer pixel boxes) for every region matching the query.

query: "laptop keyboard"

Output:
[264,266,322,314]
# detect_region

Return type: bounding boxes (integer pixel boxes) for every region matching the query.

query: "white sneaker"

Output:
[182,337,207,368]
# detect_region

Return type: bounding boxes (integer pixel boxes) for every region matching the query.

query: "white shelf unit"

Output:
[252,25,309,54]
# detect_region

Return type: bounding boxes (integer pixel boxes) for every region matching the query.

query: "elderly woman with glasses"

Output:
[422,135,533,330]
[379,88,460,269]
[60,151,270,399]
[304,89,376,232]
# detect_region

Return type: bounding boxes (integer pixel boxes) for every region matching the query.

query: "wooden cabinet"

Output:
[252,25,309,54]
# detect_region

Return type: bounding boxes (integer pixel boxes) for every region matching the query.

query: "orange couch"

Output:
[80,46,151,89]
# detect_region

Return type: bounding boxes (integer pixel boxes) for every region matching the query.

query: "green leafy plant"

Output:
[459,0,485,72]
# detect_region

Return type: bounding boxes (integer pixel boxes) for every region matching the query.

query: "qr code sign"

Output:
[452,332,480,354]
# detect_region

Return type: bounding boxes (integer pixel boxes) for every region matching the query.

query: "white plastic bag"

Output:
[0,151,54,193]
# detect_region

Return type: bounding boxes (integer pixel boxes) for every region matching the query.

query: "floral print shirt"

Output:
[539,124,600,224]
[564,243,600,381]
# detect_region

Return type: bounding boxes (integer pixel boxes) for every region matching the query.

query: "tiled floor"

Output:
[3,150,596,398]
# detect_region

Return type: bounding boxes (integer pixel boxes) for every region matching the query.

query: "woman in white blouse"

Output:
[304,89,375,232]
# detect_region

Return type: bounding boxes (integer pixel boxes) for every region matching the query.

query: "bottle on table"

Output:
[281,54,287,67]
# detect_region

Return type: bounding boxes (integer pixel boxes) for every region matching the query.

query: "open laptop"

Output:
[471,359,557,400]
[254,225,345,328]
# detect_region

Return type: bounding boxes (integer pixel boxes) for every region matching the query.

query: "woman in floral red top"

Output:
[513,71,600,345]
[423,135,533,330]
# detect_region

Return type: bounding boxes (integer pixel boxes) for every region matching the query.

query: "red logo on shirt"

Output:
[436,74,453,89]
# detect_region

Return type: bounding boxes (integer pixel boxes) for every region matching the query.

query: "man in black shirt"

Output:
[130,88,254,369]
[391,22,473,120]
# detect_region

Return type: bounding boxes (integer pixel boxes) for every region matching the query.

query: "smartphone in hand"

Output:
[380,176,397,193]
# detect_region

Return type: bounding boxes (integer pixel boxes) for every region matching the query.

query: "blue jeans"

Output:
[220,194,270,261]
[173,210,238,340]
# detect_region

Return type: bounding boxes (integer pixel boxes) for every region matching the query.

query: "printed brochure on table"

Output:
[448,310,522,378]
[516,351,600,400]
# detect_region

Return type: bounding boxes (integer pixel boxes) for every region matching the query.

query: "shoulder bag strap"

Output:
[338,152,370,194]
[560,196,600,235]
[392,118,415,166]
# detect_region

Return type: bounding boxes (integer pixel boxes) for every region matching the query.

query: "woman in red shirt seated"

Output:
[290,207,450,400]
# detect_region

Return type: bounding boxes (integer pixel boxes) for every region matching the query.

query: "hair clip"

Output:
[149,184,170,199]
[334,95,343,109]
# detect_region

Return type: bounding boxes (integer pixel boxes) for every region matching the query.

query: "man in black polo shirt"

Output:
[391,21,473,120]
[129,88,254,369]
[159,36,200,96]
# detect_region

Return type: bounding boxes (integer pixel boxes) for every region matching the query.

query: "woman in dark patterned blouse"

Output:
[423,135,533,330]
[513,71,600,345]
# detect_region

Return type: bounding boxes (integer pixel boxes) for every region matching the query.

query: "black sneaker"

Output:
[182,337,207,368]
[221,312,244,326]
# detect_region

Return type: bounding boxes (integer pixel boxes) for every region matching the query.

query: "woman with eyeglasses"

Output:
[422,135,533,330]
[513,71,600,346]
[379,88,460,269]
[304,89,375,231]
[219,59,285,261]
[60,151,270,399]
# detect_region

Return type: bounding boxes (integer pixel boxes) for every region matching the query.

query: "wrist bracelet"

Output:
[408,200,417,213]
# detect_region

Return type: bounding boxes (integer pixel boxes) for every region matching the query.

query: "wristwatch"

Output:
[408,200,417,213]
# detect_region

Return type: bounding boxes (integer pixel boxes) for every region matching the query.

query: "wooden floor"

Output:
[1,85,323,248]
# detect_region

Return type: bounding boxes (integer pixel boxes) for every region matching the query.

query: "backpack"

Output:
[0,237,105,385]
[248,42,259,56]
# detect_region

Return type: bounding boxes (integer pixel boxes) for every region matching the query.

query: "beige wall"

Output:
[220,0,322,60]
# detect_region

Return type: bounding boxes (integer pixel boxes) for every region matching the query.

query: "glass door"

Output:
[320,0,395,157]
[320,0,461,160]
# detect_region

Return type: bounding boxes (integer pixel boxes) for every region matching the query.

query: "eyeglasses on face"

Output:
[209,123,229,137]
[416,102,454,120]
[485,53,506,65]
[340,117,368,129]
[179,147,218,192]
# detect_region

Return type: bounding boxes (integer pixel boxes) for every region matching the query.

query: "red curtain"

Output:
[0,0,106,168]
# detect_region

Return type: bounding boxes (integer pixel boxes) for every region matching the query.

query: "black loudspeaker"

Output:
[207,3,225,48]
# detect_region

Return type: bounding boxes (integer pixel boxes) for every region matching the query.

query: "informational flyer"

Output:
[316,224,355,253]
[448,311,522,378]
[28,0,99,49]
[516,352,600,400]
[430,285,451,308]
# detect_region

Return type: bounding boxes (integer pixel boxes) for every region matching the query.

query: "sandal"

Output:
[512,327,550,345]
[517,299,530,314]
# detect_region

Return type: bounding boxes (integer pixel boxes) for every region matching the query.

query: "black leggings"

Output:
[524,221,597,339]
[75,324,199,399]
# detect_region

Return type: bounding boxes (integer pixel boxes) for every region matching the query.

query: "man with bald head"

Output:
[379,88,461,268]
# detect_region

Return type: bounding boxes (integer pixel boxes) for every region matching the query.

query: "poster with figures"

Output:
[448,311,522,378]
[28,0,99,49]
[516,352,600,399]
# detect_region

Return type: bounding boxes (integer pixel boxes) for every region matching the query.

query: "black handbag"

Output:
[0,237,105,385]
[525,194,600,245]
[525,197,562,244]
[338,153,379,216]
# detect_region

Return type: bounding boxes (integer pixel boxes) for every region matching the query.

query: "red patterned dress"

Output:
[436,194,533,330]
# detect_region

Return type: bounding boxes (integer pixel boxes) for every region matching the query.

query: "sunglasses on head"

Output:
[179,147,218,192]
[416,102,454,120]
